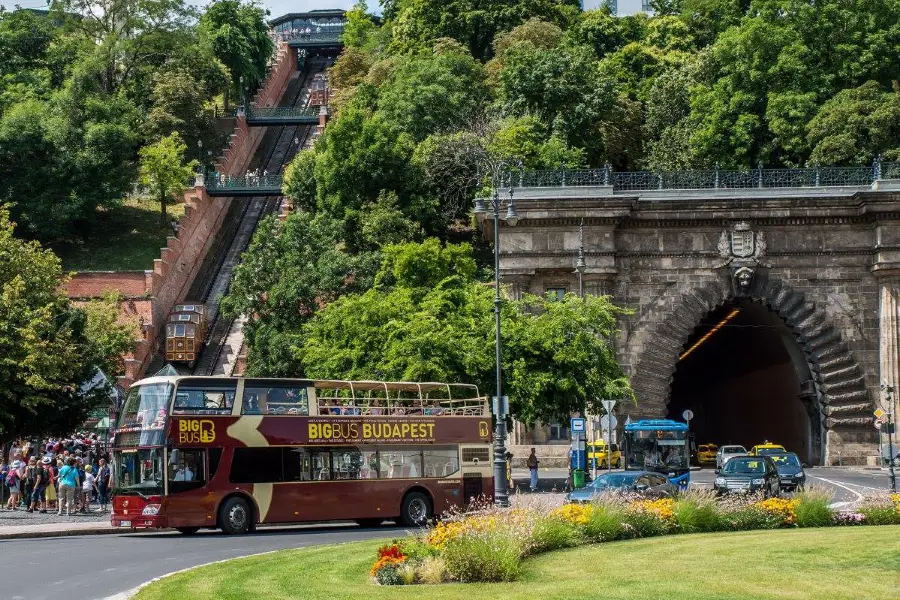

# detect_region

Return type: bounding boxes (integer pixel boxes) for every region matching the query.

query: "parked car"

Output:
[588,440,621,469]
[768,452,806,491]
[749,442,787,456]
[697,444,718,465]
[566,471,678,503]
[714,456,781,497]
[716,445,748,469]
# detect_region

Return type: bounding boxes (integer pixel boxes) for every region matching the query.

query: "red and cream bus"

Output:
[110,376,493,534]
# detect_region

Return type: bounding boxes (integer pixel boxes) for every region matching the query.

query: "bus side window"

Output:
[283,447,312,482]
[423,446,458,478]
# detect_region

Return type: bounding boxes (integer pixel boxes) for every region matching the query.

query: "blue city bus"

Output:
[622,419,690,489]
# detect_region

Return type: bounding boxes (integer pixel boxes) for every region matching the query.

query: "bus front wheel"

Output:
[400,492,432,527]
[219,497,251,535]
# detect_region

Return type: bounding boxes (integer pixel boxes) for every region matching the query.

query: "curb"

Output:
[0,526,131,540]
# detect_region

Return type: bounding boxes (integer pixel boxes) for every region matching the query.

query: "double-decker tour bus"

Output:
[110,376,493,534]
[622,419,691,489]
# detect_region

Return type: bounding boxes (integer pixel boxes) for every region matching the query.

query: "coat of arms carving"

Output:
[718,221,765,260]
[717,222,767,295]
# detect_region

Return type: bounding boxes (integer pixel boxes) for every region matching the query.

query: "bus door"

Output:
[165,448,214,528]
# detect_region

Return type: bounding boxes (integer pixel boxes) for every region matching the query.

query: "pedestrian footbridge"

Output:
[205,174,283,197]
[246,106,320,126]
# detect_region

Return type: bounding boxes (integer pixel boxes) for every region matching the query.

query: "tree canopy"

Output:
[0,207,135,443]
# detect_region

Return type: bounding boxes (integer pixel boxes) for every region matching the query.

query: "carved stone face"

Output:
[736,268,753,288]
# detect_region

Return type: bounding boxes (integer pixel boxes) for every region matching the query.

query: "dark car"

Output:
[714,455,780,497]
[566,471,678,503]
[767,452,806,491]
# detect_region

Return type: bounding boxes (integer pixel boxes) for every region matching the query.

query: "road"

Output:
[2,523,406,600]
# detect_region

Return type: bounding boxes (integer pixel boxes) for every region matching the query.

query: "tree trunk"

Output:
[160,190,167,226]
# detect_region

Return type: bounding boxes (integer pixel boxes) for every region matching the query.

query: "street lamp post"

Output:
[575,218,586,298]
[883,385,897,492]
[474,185,520,508]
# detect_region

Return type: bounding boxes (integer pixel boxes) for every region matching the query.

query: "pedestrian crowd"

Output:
[1,434,112,516]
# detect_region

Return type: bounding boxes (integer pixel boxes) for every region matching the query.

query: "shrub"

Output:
[721,505,783,530]
[794,487,833,528]
[528,516,582,554]
[398,563,418,585]
[583,504,625,542]
[442,529,524,582]
[400,538,440,562]
[622,498,675,538]
[834,511,867,525]
[416,556,449,585]
[858,504,900,525]
[551,503,594,527]
[374,563,403,586]
[674,492,721,533]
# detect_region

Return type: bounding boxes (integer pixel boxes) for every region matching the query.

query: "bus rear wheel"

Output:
[176,527,200,535]
[219,497,251,535]
[400,492,432,527]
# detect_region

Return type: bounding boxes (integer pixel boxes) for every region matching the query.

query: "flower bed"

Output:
[369,490,900,585]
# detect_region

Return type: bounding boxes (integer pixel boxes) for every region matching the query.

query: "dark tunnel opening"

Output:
[667,300,821,465]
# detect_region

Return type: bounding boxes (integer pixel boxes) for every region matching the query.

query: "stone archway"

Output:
[629,275,874,465]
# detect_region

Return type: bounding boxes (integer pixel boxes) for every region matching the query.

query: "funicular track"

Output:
[152,59,331,376]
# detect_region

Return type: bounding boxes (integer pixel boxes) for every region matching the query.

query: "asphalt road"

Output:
[2,523,407,600]
[689,466,893,505]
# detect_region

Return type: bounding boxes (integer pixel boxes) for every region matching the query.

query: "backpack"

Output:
[5,470,18,487]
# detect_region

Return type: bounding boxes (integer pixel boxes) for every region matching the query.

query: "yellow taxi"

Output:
[697,443,718,465]
[588,440,621,469]
[749,441,787,456]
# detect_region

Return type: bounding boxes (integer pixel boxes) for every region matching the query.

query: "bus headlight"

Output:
[142,504,161,516]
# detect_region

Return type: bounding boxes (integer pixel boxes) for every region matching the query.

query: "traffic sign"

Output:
[874,408,885,419]
[875,420,883,430]
[600,414,618,431]
[571,417,586,433]
[602,399,617,414]
[682,409,694,422]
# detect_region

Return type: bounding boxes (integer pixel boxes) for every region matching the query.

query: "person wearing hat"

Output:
[5,460,22,510]
[80,464,97,513]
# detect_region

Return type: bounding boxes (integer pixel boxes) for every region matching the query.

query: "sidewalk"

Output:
[0,521,118,540]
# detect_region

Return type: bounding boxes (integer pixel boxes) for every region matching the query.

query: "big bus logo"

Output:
[178,419,215,444]
[478,421,490,438]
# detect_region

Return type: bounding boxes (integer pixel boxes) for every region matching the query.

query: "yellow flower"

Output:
[551,503,595,526]
[755,497,797,525]
[629,498,675,522]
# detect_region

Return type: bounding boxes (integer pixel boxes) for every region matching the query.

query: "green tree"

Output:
[0,208,132,444]
[198,0,273,108]
[220,212,377,376]
[807,82,900,166]
[390,0,581,60]
[294,240,632,423]
[138,132,198,225]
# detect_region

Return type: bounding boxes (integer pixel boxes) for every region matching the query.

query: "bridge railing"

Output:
[502,162,899,192]
[247,106,319,120]
[280,29,344,44]
[206,174,283,191]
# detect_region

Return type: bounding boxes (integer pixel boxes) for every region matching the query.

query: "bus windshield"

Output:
[113,448,165,496]
[116,383,173,447]
[623,428,689,472]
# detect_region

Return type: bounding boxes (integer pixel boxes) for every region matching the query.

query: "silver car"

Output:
[716,445,748,469]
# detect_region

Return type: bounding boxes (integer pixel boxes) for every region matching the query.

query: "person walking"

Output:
[28,458,50,513]
[527,448,540,492]
[5,460,22,510]
[96,458,111,512]
[44,456,57,511]
[57,457,79,516]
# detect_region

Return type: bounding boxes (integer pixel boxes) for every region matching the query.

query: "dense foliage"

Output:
[0,0,269,242]
[0,208,135,444]
[228,0,900,421]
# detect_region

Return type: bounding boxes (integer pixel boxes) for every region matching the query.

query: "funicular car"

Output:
[165,304,208,366]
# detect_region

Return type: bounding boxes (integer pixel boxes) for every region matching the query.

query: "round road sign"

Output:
[682,409,694,421]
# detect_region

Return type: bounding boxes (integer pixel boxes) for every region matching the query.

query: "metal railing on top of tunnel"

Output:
[496,161,900,192]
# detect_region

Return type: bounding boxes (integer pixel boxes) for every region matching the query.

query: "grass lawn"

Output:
[53,196,186,272]
[135,526,900,600]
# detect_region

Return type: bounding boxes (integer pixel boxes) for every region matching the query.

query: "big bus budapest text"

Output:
[110,376,493,534]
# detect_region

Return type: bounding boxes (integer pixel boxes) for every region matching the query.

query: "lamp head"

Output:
[473,197,487,214]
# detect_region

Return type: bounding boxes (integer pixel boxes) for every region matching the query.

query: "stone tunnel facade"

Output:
[488,188,900,465]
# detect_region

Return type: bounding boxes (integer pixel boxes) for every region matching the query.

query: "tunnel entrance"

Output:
[667,299,822,465]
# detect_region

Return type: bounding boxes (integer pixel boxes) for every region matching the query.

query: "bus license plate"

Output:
[120,520,131,527]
